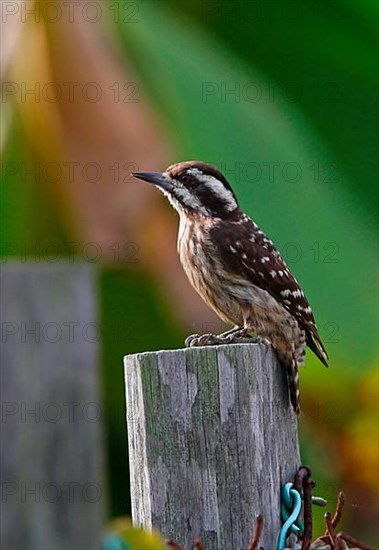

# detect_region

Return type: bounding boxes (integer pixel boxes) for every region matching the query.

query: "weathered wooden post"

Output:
[124,343,300,548]
[1,264,105,550]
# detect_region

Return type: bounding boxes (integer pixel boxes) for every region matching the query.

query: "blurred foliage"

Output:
[172,0,379,221]
[103,517,167,550]
[112,1,378,535]
[100,269,183,515]
[1,0,378,542]
[1,113,69,248]
[115,0,378,368]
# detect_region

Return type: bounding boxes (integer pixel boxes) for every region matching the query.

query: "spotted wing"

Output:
[209,217,328,366]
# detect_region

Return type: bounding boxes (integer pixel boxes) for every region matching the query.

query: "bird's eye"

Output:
[180,172,196,187]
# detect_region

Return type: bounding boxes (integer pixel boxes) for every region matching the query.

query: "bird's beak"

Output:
[132,171,172,191]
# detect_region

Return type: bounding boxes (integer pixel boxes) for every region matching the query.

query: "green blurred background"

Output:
[1,0,378,542]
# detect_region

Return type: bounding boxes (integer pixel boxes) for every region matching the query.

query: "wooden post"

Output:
[124,344,300,549]
[1,264,105,550]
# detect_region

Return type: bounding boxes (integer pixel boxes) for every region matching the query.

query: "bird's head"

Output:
[132,161,240,218]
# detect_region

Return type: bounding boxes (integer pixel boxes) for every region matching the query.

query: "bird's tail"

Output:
[287,361,300,415]
[276,347,301,415]
[306,326,329,367]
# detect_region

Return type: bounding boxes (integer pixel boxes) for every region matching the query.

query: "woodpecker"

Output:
[133,161,328,414]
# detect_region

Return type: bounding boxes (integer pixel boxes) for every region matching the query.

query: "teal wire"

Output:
[281,483,304,533]
[277,486,302,550]
[102,535,131,550]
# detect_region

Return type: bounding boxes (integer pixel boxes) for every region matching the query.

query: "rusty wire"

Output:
[325,511,340,549]
[166,539,184,550]
[310,490,376,550]
[293,466,312,493]
[166,474,374,550]
[337,532,376,550]
[327,492,345,533]
[246,514,264,550]
[302,475,315,550]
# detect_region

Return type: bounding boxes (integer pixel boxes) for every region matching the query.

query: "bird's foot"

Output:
[226,328,271,346]
[185,333,229,347]
[225,335,270,345]
[185,332,270,347]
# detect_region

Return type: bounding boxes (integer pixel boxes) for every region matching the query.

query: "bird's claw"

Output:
[227,334,271,346]
[185,333,271,348]
[185,333,226,347]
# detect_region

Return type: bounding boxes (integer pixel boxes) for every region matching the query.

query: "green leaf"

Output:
[114,1,378,369]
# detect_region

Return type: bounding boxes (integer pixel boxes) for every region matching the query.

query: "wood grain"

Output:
[1,264,105,550]
[124,343,300,549]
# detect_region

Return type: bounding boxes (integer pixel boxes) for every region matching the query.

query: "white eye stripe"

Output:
[161,185,210,215]
[187,168,202,177]
[173,187,203,210]
[187,171,237,212]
